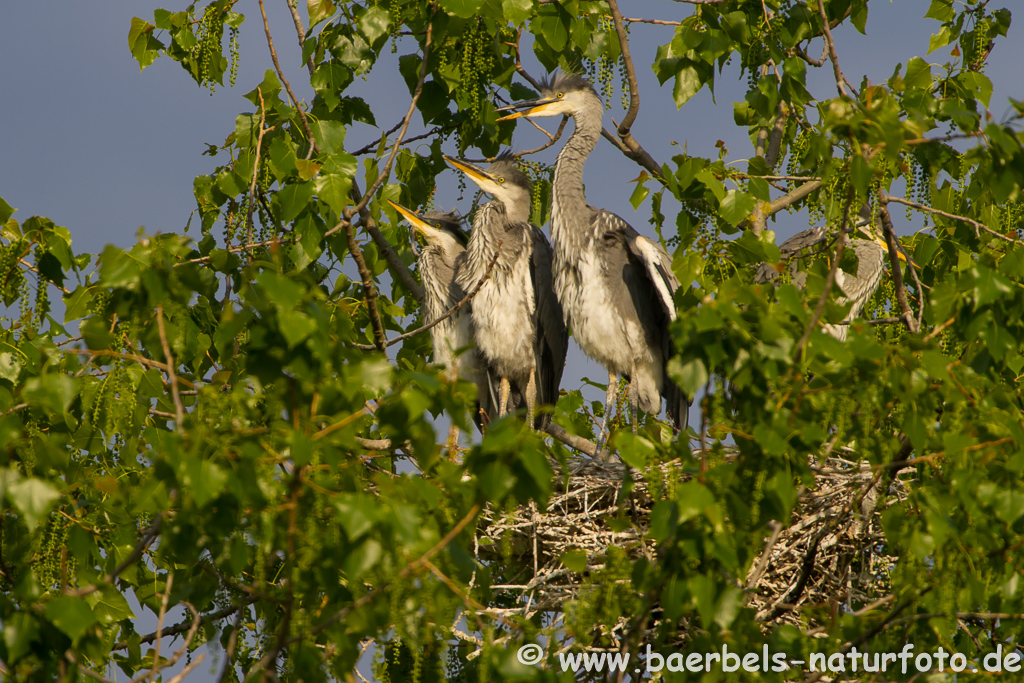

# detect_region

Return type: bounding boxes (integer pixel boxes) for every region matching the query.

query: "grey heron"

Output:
[444,154,568,429]
[754,211,909,341]
[388,200,495,428]
[497,74,687,448]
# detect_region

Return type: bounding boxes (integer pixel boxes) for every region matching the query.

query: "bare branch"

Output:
[156,307,185,434]
[876,199,919,334]
[607,0,640,133]
[543,423,598,458]
[351,243,502,350]
[344,224,388,352]
[514,117,569,157]
[67,516,163,598]
[881,193,1024,245]
[245,89,271,254]
[816,0,848,97]
[283,0,315,77]
[623,17,680,26]
[258,0,316,152]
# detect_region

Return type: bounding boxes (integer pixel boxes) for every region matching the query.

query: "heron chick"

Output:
[497,74,687,449]
[388,200,495,428]
[444,154,568,429]
[755,211,910,341]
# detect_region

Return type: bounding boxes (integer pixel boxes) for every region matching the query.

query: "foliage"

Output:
[2,0,1024,680]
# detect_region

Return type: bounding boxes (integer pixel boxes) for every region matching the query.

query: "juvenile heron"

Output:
[444,154,568,429]
[754,211,909,341]
[497,74,687,447]
[388,200,496,427]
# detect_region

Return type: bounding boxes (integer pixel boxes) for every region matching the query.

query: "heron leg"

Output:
[525,367,537,429]
[629,362,639,436]
[498,377,511,418]
[595,371,617,458]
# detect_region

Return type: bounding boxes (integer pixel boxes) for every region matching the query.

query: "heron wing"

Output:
[596,210,679,321]
[528,223,568,429]
[595,210,689,429]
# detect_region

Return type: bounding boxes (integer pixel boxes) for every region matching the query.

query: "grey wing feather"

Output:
[528,224,568,429]
[598,210,689,429]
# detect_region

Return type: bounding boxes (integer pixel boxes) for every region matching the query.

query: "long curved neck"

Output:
[552,102,602,252]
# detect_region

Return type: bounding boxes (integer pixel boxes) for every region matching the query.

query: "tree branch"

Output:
[258,0,316,152]
[816,0,849,98]
[283,0,315,78]
[607,0,640,133]
[155,307,185,434]
[876,198,919,334]
[350,243,501,350]
[344,224,388,352]
[881,193,1023,245]
[345,17,433,220]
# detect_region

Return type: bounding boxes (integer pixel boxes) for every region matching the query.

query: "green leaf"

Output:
[502,0,533,25]
[85,587,136,624]
[312,120,347,155]
[275,182,315,223]
[718,190,757,226]
[0,197,14,225]
[668,358,708,398]
[44,597,97,643]
[560,549,588,573]
[9,477,62,532]
[180,458,227,507]
[928,26,954,54]
[924,0,954,23]
[441,0,485,19]
[3,612,39,663]
[673,65,702,108]
[308,0,336,27]
[629,182,650,210]
[358,6,390,44]
[314,172,353,215]
[128,17,163,71]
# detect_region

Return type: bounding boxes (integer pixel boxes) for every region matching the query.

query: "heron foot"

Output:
[595,371,617,461]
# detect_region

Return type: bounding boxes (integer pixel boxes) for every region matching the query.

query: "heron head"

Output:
[852,215,910,265]
[444,153,532,221]
[496,73,600,121]
[387,200,467,253]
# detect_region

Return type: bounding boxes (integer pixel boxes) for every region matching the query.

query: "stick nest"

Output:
[471,452,908,641]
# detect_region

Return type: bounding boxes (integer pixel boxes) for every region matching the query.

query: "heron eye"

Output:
[434,222,441,228]
[557,92,564,98]
[498,177,505,183]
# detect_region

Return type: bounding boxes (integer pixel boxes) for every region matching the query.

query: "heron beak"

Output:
[871,237,911,265]
[495,97,559,121]
[387,199,433,236]
[443,155,495,185]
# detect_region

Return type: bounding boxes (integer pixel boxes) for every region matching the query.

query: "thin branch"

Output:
[67,516,163,597]
[244,89,271,254]
[350,243,502,350]
[115,597,259,650]
[543,423,598,458]
[258,0,316,151]
[513,116,568,157]
[59,348,196,388]
[876,198,919,334]
[881,193,1024,245]
[816,0,848,97]
[607,0,640,133]
[146,573,173,683]
[283,0,315,77]
[623,17,680,26]
[346,17,433,219]
[745,520,783,590]
[345,223,388,352]
[351,119,405,156]
[156,307,185,434]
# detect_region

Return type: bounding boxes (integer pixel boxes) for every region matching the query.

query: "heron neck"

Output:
[552,104,601,246]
